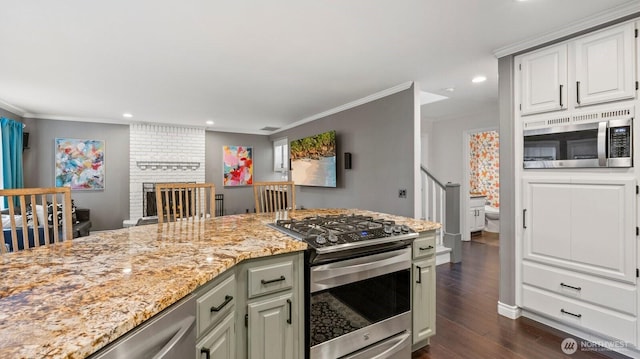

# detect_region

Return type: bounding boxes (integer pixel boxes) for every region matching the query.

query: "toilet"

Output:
[484,205,500,233]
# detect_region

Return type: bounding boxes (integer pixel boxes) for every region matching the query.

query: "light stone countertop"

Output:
[0,208,440,359]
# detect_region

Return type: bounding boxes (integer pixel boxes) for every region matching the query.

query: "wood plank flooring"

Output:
[411,232,631,359]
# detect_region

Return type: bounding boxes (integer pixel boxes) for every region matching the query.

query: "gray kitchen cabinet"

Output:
[247,292,295,359]
[411,232,436,350]
[196,312,235,359]
[236,252,304,359]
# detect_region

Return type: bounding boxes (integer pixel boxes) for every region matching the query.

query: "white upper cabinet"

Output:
[574,22,636,107]
[517,21,636,116]
[519,44,568,115]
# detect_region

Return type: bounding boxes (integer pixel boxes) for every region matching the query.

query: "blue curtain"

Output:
[1,117,24,206]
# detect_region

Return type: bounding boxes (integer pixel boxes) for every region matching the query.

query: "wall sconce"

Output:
[344,152,352,169]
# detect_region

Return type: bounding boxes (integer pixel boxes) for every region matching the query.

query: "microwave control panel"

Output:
[609,126,631,158]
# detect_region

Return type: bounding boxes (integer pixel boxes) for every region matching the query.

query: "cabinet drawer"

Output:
[522,261,636,315]
[248,260,293,298]
[413,234,436,260]
[197,274,236,337]
[522,285,636,345]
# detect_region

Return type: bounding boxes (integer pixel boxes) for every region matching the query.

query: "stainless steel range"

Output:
[270,214,417,359]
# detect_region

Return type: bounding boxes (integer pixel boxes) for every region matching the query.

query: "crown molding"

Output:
[0,99,27,117]
[493,1,640,58]
[271,81,413,134]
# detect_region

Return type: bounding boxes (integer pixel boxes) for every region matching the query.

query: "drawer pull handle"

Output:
[287,299,292,324]
[201,347,211,359]
[419,245,434,251]
[261,275,286,285]
[560,283,582,291]
[416,265,422,284]
[561,309,582,318]
[210,295,233,312]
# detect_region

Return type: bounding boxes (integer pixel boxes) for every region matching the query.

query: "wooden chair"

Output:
[155,183,215,223]
[0,187,73,254]
[253,181,295,214]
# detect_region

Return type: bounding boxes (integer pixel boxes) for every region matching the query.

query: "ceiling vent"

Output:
[260,126,280,131]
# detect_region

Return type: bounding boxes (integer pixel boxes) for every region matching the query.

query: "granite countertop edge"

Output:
[0,208,440,358]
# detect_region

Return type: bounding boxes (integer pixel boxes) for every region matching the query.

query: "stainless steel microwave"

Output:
[523,118,632,168]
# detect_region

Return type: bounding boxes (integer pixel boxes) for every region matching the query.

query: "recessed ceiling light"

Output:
[206,120,214,125]
[472,75,487,83]
[123,113,133,118]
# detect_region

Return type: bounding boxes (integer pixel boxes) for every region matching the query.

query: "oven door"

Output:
[309,247,411,359]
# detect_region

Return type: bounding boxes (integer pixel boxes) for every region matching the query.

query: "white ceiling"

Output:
[0,0,638,134]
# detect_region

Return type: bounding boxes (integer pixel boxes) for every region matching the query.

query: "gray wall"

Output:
[22,118,130,231]
[206,131,280,215]
[270,86,416,217]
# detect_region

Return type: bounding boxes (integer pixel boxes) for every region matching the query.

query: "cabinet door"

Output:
[412,258,435,344]
[522,176,636,283]
[196,312,235,359]
[519,44,568,115]
[574,22,635,106]
[247,293,295,359]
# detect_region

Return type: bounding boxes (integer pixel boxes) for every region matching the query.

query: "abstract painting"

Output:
[223,145,253,186]
[55,138,105,190]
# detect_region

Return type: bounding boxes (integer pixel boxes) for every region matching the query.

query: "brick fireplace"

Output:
[128,124,205,222]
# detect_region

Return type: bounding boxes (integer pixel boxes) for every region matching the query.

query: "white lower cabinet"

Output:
[247,293,295,359]
[196,313,235,359]
[521,175,637,347]
[412,232,436,350]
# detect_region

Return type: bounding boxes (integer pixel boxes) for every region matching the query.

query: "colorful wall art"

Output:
[469,131,499,207]
[223,145,253,186]
[55,138,105,190]
[290,130,336,187]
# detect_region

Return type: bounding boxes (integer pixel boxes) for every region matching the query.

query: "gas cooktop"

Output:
[269,214,418,255]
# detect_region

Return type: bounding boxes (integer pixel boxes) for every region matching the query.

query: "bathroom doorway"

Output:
[463,127,500,243]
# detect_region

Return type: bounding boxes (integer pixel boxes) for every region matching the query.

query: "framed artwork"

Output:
[290,130,336,187]
[223,145,253,186]
[55,138,105,190]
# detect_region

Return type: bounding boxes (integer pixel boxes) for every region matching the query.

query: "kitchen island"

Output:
[0,209,439,359]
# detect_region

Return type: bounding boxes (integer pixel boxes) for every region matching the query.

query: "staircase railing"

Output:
[420,165,462,263]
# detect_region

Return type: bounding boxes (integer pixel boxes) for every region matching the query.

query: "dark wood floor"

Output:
[411,232,630,359]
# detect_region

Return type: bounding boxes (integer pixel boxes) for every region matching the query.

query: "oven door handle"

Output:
[340,331,411,359]
[310,247,411,292]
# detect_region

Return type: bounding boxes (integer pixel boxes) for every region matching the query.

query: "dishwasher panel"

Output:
[89,294,196,359]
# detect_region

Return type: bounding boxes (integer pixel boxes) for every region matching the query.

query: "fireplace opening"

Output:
[143,182,224,217]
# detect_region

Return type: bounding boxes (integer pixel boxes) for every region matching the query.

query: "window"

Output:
[273,138,288,172]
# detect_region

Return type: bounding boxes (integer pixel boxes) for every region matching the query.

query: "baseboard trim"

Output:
[435,245,451,266]
[497,301,521,319]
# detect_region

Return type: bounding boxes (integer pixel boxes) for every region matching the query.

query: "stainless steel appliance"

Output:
[523,118,632,168]
[270,214,417,359]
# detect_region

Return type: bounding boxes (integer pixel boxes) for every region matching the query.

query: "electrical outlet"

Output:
[398,189,407,198]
